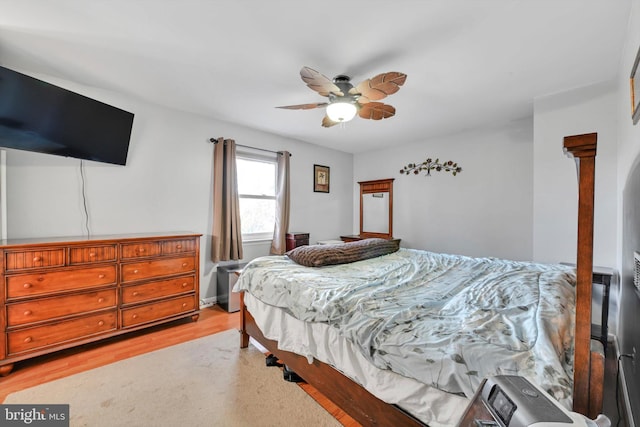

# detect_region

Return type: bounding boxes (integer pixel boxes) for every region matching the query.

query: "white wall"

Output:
[4,78,353,303]
[532,82,618,267]
[354,118,534,261]
[617,0,640,268]
[352,84,618,268]
[614,2,640,422]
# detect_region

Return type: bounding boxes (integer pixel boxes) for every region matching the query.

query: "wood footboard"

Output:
[239,292,425,427]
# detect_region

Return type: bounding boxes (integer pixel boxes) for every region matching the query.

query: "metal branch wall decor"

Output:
[399,158,462,177]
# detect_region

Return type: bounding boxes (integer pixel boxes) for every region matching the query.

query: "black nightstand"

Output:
[591,266,615,351]
[217,263,246,313]
[561,263,615,351]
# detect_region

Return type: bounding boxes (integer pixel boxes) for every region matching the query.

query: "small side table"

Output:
[561,263,615,351]
[591,266,615,352]
[216,263,247,313]
[286,232,309,251]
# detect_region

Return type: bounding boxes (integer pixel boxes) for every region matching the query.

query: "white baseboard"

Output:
[199,297,217,309]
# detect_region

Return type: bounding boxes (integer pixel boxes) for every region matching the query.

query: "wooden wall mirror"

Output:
[359,178,394,239]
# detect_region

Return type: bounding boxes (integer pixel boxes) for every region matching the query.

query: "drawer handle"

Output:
[182,302,188,308]
[23,310,32,316]
[32,256,41,262]
[133,269,139,274]
[97,297,105,303]
[89,252,96,258]
[132,314,138,319]
[23,283,33,289]
[24,336,32,343]
[132,291,139,297]
[97,320,105,326]
[182,262,188,267]
[98,274,106,279]
[176,244,183,249]
[182,282,188,288]
[137,248,145,253]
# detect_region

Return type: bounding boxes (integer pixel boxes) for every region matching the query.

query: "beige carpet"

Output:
[4,329,341,427]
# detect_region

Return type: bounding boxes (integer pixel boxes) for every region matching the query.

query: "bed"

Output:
[235,133,604,426]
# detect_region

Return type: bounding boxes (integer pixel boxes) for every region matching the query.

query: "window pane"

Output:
[237,158,276,196]
[239,198,275,235]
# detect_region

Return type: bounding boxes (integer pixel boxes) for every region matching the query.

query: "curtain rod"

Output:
[208,137,291,157]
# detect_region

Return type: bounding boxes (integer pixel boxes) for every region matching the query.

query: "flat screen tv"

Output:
[0,65,134,165]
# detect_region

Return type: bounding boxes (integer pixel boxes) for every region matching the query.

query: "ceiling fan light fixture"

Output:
[278,67,406,127]
[326,101,357,123]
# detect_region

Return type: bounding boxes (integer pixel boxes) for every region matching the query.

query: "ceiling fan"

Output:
[276,66,407,128]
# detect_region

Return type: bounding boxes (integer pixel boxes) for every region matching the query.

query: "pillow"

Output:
[286,238,399,267]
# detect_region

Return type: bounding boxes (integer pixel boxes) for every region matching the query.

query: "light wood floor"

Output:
[0,305,360,426]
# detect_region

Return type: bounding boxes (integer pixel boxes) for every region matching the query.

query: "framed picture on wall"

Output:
[314,164,330,193]
[631,44,640,125]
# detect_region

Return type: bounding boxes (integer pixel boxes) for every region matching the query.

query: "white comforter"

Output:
[234,248,576,407]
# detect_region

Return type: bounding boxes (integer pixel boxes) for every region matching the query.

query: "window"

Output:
[236,153,277,241]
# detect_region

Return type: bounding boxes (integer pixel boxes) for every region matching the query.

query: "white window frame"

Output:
[236,151,277,242]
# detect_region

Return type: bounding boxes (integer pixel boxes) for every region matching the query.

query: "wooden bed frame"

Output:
[239,132,604,425]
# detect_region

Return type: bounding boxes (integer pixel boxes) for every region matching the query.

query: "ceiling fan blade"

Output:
[301,67,344,97]
[276,102,328,110]
[353,72,407,101]
[358,102,396,120]
[322,115,340,128]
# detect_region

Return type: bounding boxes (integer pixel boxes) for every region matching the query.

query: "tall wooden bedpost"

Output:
[563,132,597,416]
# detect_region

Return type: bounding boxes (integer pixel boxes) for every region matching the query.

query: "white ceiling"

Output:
[0,1,632,153]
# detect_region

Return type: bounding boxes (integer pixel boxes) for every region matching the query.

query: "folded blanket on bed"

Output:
[286,238,400,267]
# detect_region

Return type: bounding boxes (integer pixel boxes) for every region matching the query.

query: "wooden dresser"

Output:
[0,232,201,376]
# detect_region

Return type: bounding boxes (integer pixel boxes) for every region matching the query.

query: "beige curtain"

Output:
[270,151,290,254]
[211,138,243,262]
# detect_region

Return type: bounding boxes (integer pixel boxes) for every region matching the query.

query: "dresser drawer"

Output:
[4,248,65,271]
[69,245,117,265]
[122,276,195,305]
[7,310,117,355]
[7,289,117,327]
[121,256,196,283]
[6,265,117,299]
[121,295,197,328]
[120,242,161,259]
[161,239,197,255]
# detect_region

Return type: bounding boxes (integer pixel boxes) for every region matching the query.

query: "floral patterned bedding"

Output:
[234,248,576,405]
